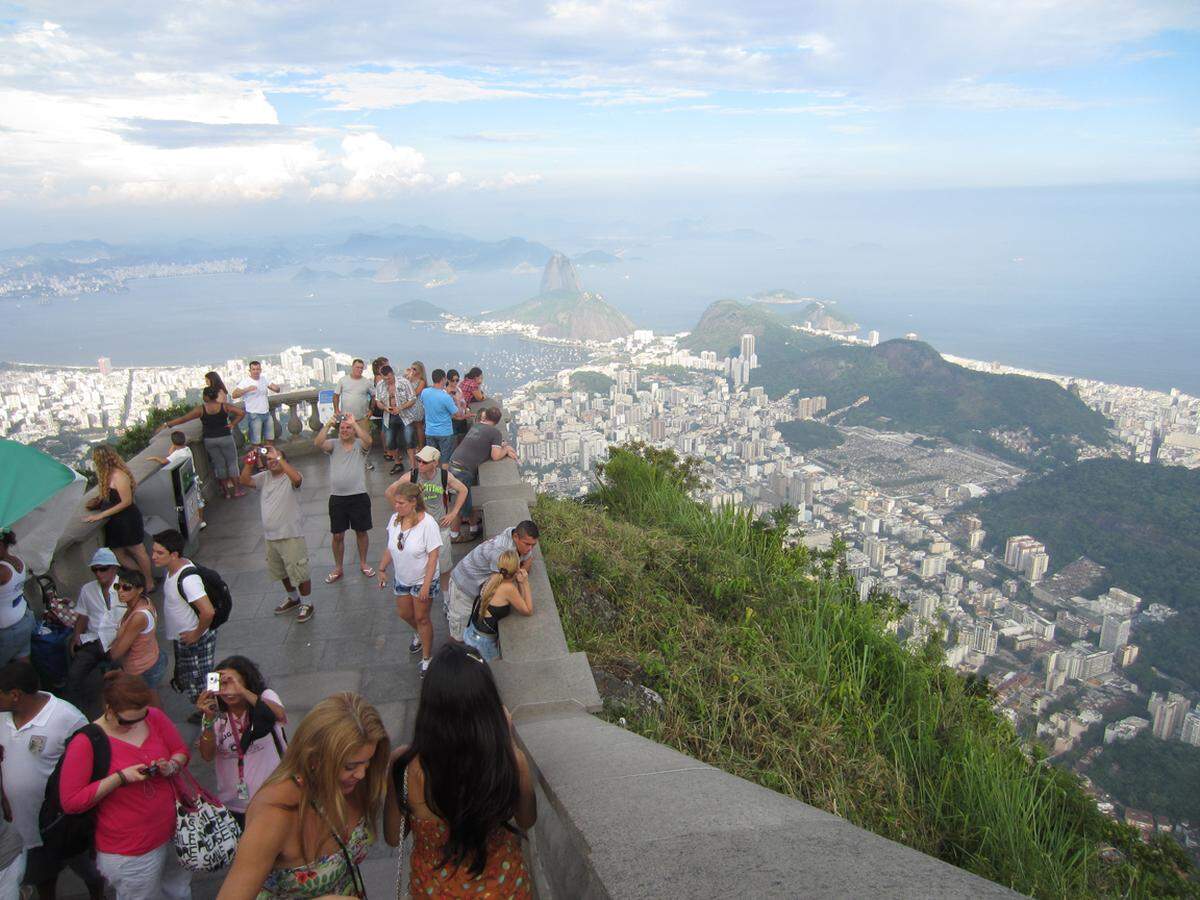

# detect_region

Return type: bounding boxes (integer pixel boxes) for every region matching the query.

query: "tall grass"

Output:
[539,446,1196,898]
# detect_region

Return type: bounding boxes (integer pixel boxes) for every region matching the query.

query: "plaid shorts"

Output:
[172,629,217,703]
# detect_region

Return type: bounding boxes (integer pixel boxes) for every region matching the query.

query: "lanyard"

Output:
[226,709,247,785]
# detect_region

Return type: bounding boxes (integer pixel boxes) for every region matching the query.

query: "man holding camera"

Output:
[238,446,313,623]
[314,412,374,583]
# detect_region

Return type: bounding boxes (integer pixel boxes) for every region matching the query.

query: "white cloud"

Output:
[305,67,536,110]
[333,132,432,200]
[477,172,543,190]
[936,78,1095,111]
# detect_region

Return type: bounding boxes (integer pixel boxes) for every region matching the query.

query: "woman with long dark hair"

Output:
[385,644,536,897]
[205,371,230,403]
[195,655,287,828]
[82,445,154,592]
[107,569,166,708]
[217,693,388,899]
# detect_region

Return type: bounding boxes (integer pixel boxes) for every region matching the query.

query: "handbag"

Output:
[171,767,242,872]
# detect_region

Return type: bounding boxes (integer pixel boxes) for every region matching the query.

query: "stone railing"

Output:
[473,457,1020,899]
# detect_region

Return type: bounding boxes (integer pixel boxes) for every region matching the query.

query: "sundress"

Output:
[256,818,370,898]
[409,818,532,898]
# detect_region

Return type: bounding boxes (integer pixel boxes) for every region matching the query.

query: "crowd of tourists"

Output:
[0,357,543,897]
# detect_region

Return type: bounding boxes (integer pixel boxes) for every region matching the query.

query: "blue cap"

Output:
[89,547,119,568]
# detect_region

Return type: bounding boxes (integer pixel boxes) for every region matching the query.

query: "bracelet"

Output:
[117,770,127,786]
[200,716,214,732]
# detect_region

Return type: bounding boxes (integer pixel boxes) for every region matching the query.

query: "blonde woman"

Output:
[408,361,427,450]
[217,693,389,899]
[462,550,533,662]
[83,445,154,592]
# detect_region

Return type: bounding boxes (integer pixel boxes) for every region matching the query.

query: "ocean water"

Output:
[7,182,1199,394]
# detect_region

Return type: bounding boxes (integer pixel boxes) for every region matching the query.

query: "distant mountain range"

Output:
[490,253,634,342]
[373,255,456,286]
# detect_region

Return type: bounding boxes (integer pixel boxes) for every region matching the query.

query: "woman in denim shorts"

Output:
[377,483,443,677]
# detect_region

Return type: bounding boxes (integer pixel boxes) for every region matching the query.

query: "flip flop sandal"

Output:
[324,570,344,584]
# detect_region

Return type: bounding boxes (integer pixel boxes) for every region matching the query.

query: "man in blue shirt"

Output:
[420,369,460,461]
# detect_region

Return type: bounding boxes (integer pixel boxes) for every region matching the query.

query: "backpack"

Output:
[177,564,233,630]
[38,724,110,860]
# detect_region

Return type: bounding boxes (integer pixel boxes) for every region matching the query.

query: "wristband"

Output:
[117,770,127,786]
[201,716,214,731]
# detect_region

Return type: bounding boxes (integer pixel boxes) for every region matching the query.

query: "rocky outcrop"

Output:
[539,252,584,295]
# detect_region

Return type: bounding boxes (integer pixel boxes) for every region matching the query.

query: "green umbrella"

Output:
[0,439,79,530]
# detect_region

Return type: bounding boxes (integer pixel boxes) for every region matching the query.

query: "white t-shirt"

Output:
[385,512,443,586]
[75,580,116,646]
[162,560,207,640]
[237,376,271,414]
[166,446,194,467]
[0,694,87,848]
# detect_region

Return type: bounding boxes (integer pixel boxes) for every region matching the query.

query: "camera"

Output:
[257,447,270,457]
[206,671,221,692]
[144,763,160,777]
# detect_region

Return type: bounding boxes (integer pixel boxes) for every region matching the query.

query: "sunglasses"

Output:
[117,582,137,591]
[114,710,148,727]
[91,565,116,572]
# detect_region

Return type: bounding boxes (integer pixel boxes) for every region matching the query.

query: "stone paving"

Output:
[67,451,474,898]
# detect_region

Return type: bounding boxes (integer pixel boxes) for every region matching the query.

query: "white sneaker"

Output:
[419,658,431,677]
[409,636,422,655]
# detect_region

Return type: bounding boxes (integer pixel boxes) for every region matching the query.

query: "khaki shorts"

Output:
[446,581,473,642]
[266,537,310,585]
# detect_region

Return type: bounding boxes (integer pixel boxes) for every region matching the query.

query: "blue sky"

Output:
[0,0,1196,229]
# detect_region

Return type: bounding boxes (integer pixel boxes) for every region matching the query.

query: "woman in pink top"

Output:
[196,655,287,828]
[107,569,167,708]
[59,671,191,899]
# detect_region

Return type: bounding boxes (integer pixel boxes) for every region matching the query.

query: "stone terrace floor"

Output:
[70,451,476,897]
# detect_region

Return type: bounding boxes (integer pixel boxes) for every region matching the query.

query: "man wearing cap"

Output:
[63,548,121,714]
[386,446,468,596]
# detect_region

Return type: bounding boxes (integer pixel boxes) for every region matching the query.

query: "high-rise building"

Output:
[1181,708,1200,746]
[740,333,756,361]
[97,356,112,375]
[1148,692,1190,740]
[867,330,880,347]
[945,572,964,593]
[920,555,947,578]
[1003,535,1049,581]
[968,528,985,550]
[864,536,886,568]
[969,621,997,656]
[1099,615,1131,653]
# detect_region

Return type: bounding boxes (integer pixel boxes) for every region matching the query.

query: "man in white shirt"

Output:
[0,660,104,898]
[231,360,281,451]
[150,529,215,717]
[63,547,120,715]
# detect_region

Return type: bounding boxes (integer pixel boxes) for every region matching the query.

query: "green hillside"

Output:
[757,339,1112,455]
[778,419,845,452]
[972,458,1200,686]
[387,299,447,320]
[1090,733,1200,825]
[536,444,1193,897]
[679,298,832,358]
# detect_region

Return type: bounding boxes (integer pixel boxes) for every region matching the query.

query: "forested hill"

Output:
[971,458,1200,686]
[757,339,1113,453]
[679,298,832,359]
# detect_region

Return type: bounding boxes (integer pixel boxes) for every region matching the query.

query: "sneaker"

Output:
[199,521,208,530]
[274,598,301,615]
[409,636,422,655]
[365,462,375,471]
[390,463,404,475]
[296,604,314,623]
[419,658,431,677]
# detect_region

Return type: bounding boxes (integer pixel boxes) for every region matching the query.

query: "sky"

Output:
[0,1,1197,240]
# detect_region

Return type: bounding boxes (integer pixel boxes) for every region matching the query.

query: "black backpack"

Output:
[38,724,110,860]
[177,564,233,630]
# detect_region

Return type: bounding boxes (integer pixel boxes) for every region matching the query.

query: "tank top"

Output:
[0,558,28,628]
[200,403,232,438]
[120,600,159,675]
[469,595,512,637]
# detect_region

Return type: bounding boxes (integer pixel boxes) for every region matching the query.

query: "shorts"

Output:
[329,493,372,534]
[266,537,310,585]
[384,418,408,452]
[245,411,274,444]
[463,622,500,661]
[96,843,191,900]
[136,649,168,688]
[203,434,239,480]
[426,433,456,460]
[449,465,477,516]
[393,579,441,601]
[0,606,34,666]
[1,852,25,896]
[446,581,474,642]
